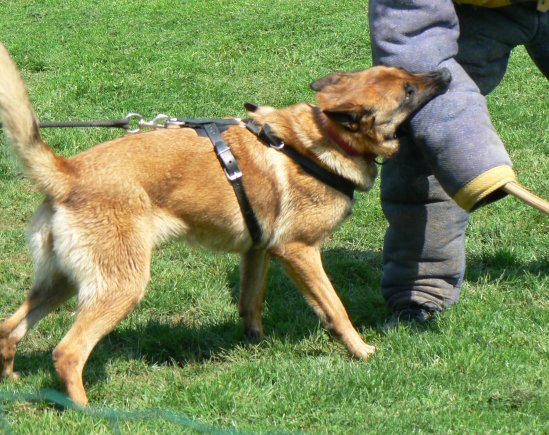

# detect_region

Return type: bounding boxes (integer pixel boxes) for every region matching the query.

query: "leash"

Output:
[0,113,243,133]
[0,114,134,131]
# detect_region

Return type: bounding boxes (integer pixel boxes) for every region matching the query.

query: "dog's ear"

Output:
[245,103,276,120]
[244,102,259,112]
[323,110,362,131]
[310,72,351,92]
[323,106,375,132]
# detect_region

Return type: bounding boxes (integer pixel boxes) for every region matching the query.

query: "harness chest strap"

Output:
[202,123,264,246]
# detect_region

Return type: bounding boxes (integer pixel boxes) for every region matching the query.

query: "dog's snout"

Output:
[422,68,452,96]
[438,68,452,86]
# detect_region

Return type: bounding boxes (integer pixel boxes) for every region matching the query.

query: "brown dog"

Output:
[0,42,450,405]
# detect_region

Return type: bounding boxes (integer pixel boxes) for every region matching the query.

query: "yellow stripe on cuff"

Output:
[453,165,516,211]
[453,0,512,7]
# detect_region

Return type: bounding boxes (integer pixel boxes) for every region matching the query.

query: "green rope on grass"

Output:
[0,388,242,434]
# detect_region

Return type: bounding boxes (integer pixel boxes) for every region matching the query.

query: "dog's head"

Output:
[310,66,451,158]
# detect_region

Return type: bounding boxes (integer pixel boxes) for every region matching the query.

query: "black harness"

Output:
[202,121,264,246]
[2,112,362,246]
[177,117,357,247]
[245,122,356,200]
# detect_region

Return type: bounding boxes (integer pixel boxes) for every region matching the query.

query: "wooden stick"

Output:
[502,181,549,216]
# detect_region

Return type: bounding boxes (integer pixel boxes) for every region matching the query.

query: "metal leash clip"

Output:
[124,113,144,133]
[124,113,185,134]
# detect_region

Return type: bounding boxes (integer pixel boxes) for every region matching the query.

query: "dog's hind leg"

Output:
[0,207,75,380]
[274,243,376,360]
[239,248,271,339]
[0,275,75,380]
[51,245,151,406]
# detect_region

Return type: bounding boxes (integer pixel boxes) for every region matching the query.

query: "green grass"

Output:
[0,0,548,433]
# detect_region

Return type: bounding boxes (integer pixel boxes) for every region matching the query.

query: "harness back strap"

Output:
[247,122,356,200]
[277,145,355,200]
[202,123,263,245]
[179,118,242,128]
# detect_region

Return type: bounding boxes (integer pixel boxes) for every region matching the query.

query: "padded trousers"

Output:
[368,1,549,312]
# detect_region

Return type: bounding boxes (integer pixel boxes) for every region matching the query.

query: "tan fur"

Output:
[0,42,450,405]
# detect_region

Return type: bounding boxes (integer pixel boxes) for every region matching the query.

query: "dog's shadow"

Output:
[14,248,387,390]
[103,248,388,365]
[15,246,543,392]
[94,246,546,366]
[98,246,543,369]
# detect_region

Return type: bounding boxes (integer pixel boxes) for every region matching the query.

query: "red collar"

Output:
[320,116,376,163]
[323,122,362,157]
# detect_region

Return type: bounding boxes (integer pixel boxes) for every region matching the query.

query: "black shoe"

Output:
[383,307,434,331]
[397,307,433,324]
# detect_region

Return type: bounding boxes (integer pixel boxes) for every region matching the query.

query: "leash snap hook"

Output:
[124,113,144,134]
[144,113,171,129]
[125,113,174,133]
[165,118,187,128]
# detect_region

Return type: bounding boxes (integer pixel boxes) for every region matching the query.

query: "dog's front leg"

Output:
[274,243,376,360]
[239,248,271,339]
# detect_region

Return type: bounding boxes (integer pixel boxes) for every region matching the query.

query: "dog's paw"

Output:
[353,344,376,361]
[243,328,263,341]
[0,370,21,381]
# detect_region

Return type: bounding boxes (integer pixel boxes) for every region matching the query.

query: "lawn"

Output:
[0,1,547,433]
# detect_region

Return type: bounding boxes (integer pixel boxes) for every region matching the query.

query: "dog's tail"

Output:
[0,43,71,199]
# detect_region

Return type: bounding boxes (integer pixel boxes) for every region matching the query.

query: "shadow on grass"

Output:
[17,247,534,391]
[12,248,549,388]
[225,247,388,330]
[465,248,547,282]
[37,247,542,398]
[10,248,384,380]
[95,248,387,368]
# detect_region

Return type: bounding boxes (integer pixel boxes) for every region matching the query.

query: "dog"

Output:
[0,42,450,405]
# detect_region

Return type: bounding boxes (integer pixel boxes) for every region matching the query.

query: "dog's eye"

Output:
[404,83,415,101]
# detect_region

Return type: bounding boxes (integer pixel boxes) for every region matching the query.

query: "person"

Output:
[367,0,549,322]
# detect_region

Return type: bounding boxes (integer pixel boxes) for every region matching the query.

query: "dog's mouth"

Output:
[319,111,405,162]
[319,114,377,162]
[433,67,452,92]
[313,66,453,163]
